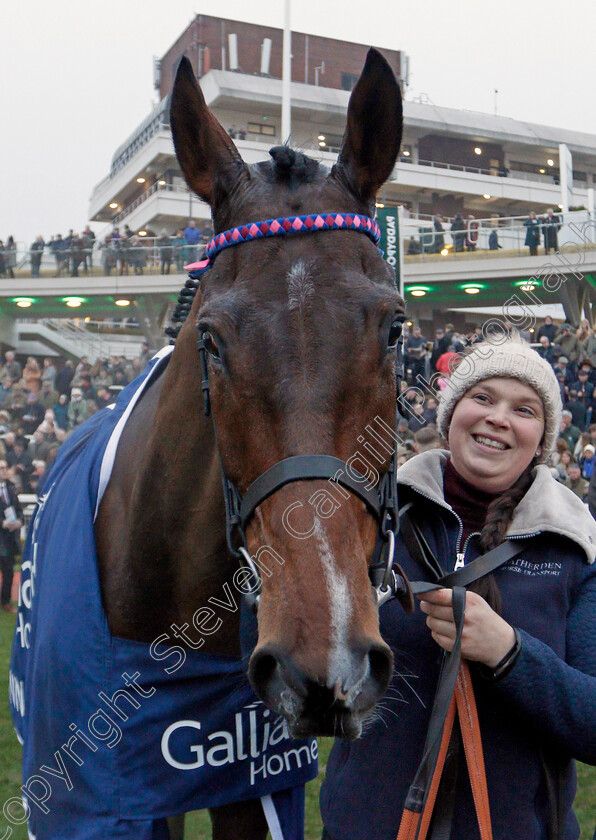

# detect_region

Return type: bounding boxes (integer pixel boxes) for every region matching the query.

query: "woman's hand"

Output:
[418,589,516,668]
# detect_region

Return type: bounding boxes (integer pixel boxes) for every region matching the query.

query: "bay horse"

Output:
[99,47,404,839]
[12,48,405,840]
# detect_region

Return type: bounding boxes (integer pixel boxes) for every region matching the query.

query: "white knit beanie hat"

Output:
[436,335,562,463]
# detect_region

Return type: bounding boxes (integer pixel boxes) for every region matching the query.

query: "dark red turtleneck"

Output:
[443,459,501,545]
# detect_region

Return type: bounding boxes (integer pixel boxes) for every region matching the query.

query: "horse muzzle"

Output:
[248,640,394,739]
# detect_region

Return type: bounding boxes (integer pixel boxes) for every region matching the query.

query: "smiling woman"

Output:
[321,334,596,840]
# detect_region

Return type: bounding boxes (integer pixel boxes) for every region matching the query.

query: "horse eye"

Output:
[387,318,403,348]
[201,330,220,359]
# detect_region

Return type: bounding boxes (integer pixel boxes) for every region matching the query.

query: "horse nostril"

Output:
[368,643,394,695]
[249,649,279,699]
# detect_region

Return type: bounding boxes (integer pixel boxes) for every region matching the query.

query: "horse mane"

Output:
[165,277,198,341]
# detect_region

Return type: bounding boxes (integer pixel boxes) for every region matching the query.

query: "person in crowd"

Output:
[40,357,56,391]
[576,318,591,347]
[554,355,574,391]
[22,356,41,393]
[0,240,6,277]
[537,335,556,366]
[432,215,445,254]
[537,315,557,344]
[115,236,130,275]
[67,387,88,429]
[95,386,113,411]
[405,325,427,386]
[29,460,47,494]
[55,359,74,397]
[554,323,582,371]
[6,381,27,424]
[100,235,117,276]
[82,225,96,270]
[50,233,67,277]
[555,448,573,482]
[465,214,479,251]
[413,425,441,453]
[580,443,596,481]
[565,461,587,500]
[5,236,16,279]
[523,211,541,256]
[27,430,50,463]
[22,392,45,436]
[139,341,153,369]
[443,323,465,353]
[172,228,187,271]
[0,377,13,409]
[79,374,97,403]
[559,408,581,451]
[430,328,446,371]
[128,235,146,275]
[30,236,45,278]
[0,459,23,613]
[158,229,173,274]
[421,395,438,426]
[184,219,202,263]
[123,224,134,240]
[0,351,21,384]
[582,324,596,367]
[406,236,421,255]
[407,402,427,431]
[396,415,414,445]
[450,214,466,252]
[542,207,562,255]
[69,232,85,277]
[565,389,588,431]
[488,229,502,250]
[7,438,33,491]
[571,364,594,415]
[52,394,69,431]
[320,335,596,840]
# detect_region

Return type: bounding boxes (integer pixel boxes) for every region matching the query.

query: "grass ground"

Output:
[0,610,594,838]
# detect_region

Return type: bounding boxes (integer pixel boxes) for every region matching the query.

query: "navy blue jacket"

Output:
[321,451,596,840]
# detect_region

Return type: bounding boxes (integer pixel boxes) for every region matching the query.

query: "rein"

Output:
[397,508,532,840]
[167,210,411,614]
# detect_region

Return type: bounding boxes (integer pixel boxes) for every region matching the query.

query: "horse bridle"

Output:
[183,212,412,613]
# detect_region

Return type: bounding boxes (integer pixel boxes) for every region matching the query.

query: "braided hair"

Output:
[469,463,536,613]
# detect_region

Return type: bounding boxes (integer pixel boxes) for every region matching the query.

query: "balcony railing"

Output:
[4,211,596,281]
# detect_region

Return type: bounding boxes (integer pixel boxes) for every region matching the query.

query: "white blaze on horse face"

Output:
[287,260,315,312]
[312,519,360,702]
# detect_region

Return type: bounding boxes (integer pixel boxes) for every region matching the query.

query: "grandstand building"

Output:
[89,14,595,236]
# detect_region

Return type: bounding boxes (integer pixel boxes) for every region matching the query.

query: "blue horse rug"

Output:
[9,347,317,839]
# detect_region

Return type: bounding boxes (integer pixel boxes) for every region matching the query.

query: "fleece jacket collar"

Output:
[397,449,596,564]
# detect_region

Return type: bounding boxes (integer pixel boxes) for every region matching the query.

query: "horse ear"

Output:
[170,56,249,208]
[333,48,403,206]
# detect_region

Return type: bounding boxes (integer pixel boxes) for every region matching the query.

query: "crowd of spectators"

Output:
[0,342,153,496]
[2,219,215,279]
[407,208,562,256]
[398,316,596,505]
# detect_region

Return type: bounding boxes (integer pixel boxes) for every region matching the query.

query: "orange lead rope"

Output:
[396,660,493,840]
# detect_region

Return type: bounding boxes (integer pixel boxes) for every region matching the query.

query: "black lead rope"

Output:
[397,510,533,838]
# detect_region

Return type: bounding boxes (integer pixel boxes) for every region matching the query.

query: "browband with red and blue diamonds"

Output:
[185,212,381,274]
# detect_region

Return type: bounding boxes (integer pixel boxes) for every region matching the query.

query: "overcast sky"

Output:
[2,0,595,246]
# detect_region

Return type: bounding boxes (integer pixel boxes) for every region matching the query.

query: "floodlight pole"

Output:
[282,0,292,144]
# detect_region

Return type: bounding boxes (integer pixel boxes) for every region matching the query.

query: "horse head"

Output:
[170,48,405,739]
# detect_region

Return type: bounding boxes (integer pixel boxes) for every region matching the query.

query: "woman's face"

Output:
[448,377,545,493]
[561,451,572,465]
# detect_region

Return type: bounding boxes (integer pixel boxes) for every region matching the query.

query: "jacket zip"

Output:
[400,485,542,572]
